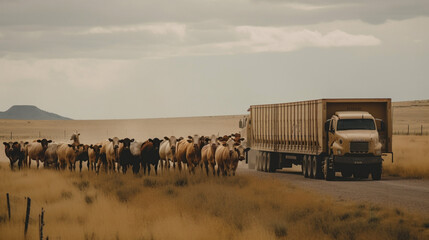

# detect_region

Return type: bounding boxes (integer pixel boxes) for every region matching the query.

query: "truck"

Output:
[239,98,393,180]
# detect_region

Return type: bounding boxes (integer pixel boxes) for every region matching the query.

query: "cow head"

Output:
[151,138,162,151]
[37,139,52,150]
[187,134,202,152]
[119,138,134,150]
[68,144,84,154]
[224,138,236,157]
[70,132,80,144]
[208,135,218,151]
[3,142,12,157]
[89,144,102,153]
[164,136,178,155]
[234,143,250,161]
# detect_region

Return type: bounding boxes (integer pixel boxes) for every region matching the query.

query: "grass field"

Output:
[0,164,428,240]
[383,135,429,179]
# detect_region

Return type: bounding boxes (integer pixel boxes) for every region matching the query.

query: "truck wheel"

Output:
[371,164,382,180]
[308,155,314,178]
[310,156,317,179]
[312,156,323,179]
[256,152,261,171]
[323,156,335,181]
[303,156,309,178]
[265,153,270,172]
[268,153,278,173]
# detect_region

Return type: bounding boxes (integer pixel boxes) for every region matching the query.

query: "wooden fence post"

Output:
[6,193,11,221]
[407,125,410,135]
[39,208,45,240]
[24,197,31,236]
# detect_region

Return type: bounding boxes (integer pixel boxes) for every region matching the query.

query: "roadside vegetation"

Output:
[383,135,429,179]
[0,164,428,240]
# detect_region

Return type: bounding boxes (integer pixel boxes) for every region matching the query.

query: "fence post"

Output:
[6,193,11,221]
[24,197,31,236]
[407,125,410,135]
[421,125,423,136]
[39,208,45,240]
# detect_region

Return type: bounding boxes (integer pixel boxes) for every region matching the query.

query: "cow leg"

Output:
[79,160,83,172]
[204,161,209,176]
[154,163,158,175]
[148,164,151,176]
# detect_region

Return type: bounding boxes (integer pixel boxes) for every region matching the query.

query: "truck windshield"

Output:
[337,119,376,131]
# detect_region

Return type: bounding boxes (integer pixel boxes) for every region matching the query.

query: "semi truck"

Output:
[239,99,392,180]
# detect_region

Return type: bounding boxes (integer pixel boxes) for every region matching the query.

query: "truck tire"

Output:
[371,164,382,180]
[313,156,323,179]
[264,153,270,172]
[256,152,261,171]
[308,155,314,178]
[323,156,335,181]
[303,155,309,178]
[268,153,278,173]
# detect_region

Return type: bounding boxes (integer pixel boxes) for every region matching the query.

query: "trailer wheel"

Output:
[308,155,314,178]
[264,153,270,172]
[255,152,261,171]
[268,153,278,172]
[323,156,335,181]
[303,155,309,178]
[312,156,323,179]
[371,164,382,180]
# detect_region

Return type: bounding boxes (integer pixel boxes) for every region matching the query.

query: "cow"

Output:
[3,142,22,170]
[44,143,59,169]
[176,135,205,174]
[159,136,180,171]
[228,142,250,176]
[56,143,84,171]
[76,144,90,172]
[26,139,52,169]
[215,138,236,176]
[70,131,80,145]
[201,135,221,176]
[118,138,134,174]
[140,138,162,175]
[231,133,244,144]
[130,141,144,174]
[99,137,121,173]
[88,144,102,172]
[18,141,29,168]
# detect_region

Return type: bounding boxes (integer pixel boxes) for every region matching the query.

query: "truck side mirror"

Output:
[375,119,385,132]
[324,120,330,132]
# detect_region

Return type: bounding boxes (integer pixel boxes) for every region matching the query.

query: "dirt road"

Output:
[238,164,429,216]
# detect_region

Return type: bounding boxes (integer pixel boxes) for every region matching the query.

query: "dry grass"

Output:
[383,136,429,179]
[0,163,428,240]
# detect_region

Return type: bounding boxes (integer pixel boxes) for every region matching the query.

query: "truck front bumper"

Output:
[334,155,382,165]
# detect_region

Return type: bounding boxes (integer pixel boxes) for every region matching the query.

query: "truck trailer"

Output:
[240,99,392,180]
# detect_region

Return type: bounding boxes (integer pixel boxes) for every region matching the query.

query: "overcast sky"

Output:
[0,0,428,119]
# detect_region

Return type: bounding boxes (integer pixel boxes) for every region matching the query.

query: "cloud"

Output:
[198,27,381,55]
[80,23,186,39]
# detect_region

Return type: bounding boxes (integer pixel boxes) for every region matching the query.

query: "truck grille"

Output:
[350,142,369,153]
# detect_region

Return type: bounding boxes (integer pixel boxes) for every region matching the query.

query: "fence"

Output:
[393,125,429,136]
[3,193,48,240]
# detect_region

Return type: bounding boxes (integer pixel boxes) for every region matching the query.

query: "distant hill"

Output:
[0,105,72,120]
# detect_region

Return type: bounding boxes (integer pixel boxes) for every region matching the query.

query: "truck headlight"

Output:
[375,149,382,155]
[337,150,342,155]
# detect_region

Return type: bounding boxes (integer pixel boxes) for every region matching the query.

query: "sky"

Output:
[0,0,428,120]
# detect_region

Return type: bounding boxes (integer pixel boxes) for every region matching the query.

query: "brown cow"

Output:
[88,144,102,172]
[26,139,52,168]
[228,142,250,176]
[99,137,120,173]
[176,135,205,174]
[201,135,221,176]
[215,138,236,176]
[56,143,84,171]
[140,138,162,175]
[44,143,59,169]
[3,141,25,170]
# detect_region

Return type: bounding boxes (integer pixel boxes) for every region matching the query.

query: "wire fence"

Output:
[393,125,428,136]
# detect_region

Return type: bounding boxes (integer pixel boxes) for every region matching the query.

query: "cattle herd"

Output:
[3,132,249,176]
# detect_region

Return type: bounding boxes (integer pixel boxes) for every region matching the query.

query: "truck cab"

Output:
[325,111,384,179]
